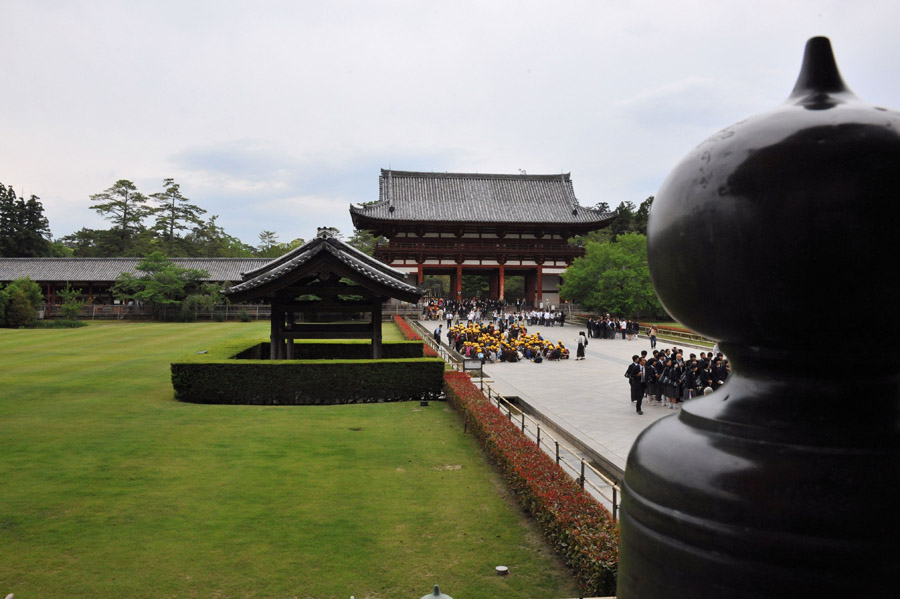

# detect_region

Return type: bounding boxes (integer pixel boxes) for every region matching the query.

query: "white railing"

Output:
[411,318,621,518]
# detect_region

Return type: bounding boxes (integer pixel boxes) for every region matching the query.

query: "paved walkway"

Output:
[480,329,697,479]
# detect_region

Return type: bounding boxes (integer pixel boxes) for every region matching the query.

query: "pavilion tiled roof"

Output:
[0,257,271,283]
[224,229,422,301]
[349,169,614,226]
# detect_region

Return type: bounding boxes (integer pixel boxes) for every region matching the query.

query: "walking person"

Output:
[576,331,588,360]
[626,355,644,414]
[649,324,659,349]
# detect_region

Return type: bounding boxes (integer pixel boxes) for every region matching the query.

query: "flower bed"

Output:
[443,370,618,596]
[393,315,439,357]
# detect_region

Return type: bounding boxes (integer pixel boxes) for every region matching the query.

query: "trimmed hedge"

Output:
[171,338,445,404]
[444,371,619,596]
[233,340,426,360]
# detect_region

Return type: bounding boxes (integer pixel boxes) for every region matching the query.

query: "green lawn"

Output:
[0,321,578,598]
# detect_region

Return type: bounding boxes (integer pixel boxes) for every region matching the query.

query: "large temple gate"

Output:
[350,170,614,306]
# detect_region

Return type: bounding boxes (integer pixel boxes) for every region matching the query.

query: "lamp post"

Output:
[420,584,452,599]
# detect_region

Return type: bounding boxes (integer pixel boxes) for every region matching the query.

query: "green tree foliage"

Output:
[0,182,52,257]
[57,283,86,320]
[182,282,229,320]
[346,228,383,256]
[184,215,254,257]
[569,196,653,246]
[149,178,207,254]
[0,286,7,324]
[89,180,152,254]
[1,277,43,326]
[112,252,209,319]
[560,233,664,317]
[256,230,280,257]
[5,289,35,327]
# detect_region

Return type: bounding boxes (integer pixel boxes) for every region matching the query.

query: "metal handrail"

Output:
[482,382,620,519]
[412,318,620,518]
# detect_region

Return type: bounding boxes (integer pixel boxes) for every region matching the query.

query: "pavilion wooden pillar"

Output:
[535,266,543,307]
[498,265,505,300]
[270,303,282,360]
[371,301,383,359]
[417,264,424,285]
[453,265,463,299]
[285,309,295,359]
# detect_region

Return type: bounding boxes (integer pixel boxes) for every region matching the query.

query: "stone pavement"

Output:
[480,329,701,479]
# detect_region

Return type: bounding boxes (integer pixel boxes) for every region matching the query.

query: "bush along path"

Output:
[393,315,439,357]
[443,370,619,596]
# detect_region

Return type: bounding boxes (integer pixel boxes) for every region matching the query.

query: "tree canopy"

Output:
[112,252,210,319]
[560,233,665,318]
[0,182,52,257]
[149,178,207,254]
[89,179,152,254]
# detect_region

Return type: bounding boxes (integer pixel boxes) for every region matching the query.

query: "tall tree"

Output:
[89,180,150,254]
[347,228,383,256]
[0,182,52,257]
[149,178,206,253]
[184,215,254,257]
[112,252,208,319]
[256,230,280,257]
[634,196,654,236]
[560,233,664,318]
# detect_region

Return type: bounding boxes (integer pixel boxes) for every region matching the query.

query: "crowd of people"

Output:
[585,315,643,341]
[434,320,572,363]
[422,297,567,328]
[625,348,730,415]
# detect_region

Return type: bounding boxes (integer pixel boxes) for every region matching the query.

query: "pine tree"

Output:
[89,180,150,255]
[149,178,206,253]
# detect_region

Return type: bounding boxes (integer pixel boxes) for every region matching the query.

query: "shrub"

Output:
[444,370,618,596]
[57,283,85,320]
[6,289,36,327]
[33,320,87,329]
[0,286,8,324]
[238,309,251,322]
[171,338,445,405]
[7,277,43,313]
[393,315,439,358]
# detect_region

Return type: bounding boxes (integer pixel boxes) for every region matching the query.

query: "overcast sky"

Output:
[3,0,899,249]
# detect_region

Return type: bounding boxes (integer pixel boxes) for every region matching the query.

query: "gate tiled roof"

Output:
[350,169,613,225]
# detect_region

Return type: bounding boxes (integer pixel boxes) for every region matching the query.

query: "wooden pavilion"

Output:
[349,169,615,306]
[224,228,424,360]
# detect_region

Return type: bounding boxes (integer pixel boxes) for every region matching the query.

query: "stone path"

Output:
[480,328,699,479]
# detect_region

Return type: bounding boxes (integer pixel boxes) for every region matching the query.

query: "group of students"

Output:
[434,320,571,364]
[586,315,642,340]
[626,348,730,414]
[421,297,568,328]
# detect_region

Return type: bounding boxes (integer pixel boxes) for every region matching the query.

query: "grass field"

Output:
[0,322,579,598]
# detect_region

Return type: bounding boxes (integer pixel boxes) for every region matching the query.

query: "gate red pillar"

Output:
[488,270,500,299]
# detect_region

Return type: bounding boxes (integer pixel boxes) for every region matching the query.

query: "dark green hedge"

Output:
[171,339,444,404]
[233,340,426,360]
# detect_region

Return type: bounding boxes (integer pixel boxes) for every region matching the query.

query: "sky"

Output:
[3,0,900,249]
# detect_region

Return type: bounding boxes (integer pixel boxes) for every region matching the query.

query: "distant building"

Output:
[0,257,270,304]
[350,169,614,306]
